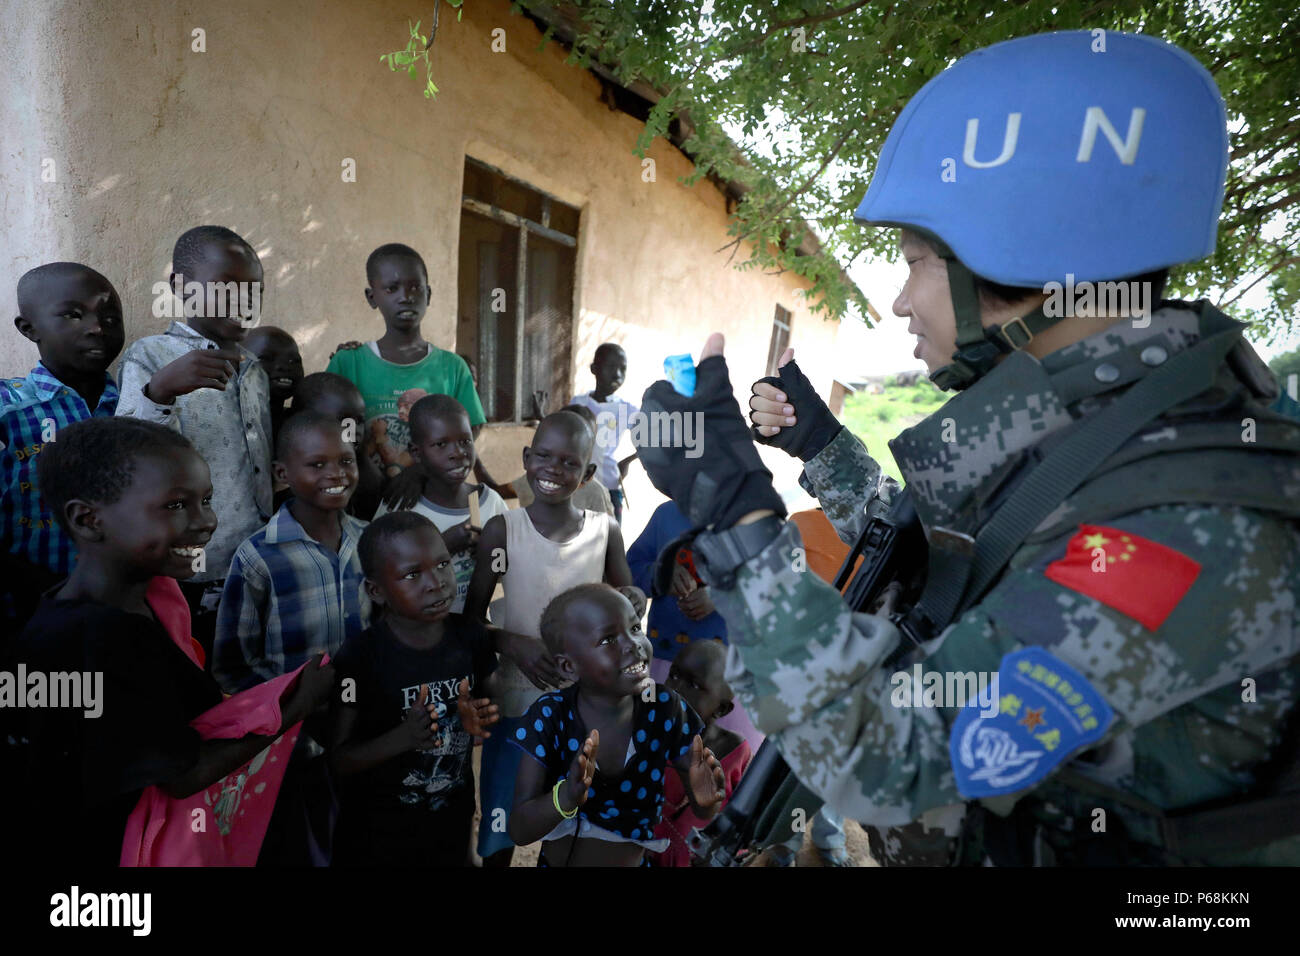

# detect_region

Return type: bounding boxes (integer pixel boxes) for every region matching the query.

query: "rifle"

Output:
[689,489,926,865]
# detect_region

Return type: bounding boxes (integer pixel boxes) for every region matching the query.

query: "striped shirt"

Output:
[1,364,119,575]
[213,504,370,694]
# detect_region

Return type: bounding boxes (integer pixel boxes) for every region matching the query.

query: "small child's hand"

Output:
[148,347,244,403]
[617,585,648,621]
[456,678,499,739]
[679,586,715,621]
[687,735,727,811]
[281,653,335,731]
[401,684,440,751]
[442,519,481,554]
[295,653,335,710]
[504,632,563,690]
[669,563,697,599]
[381,464,424,510]
[563,729,599,811]
[329,341,364,359]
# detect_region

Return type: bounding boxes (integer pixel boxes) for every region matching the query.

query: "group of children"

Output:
[1,227,758,868]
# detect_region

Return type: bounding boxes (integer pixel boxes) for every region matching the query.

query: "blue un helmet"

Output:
[855,30,1229,390]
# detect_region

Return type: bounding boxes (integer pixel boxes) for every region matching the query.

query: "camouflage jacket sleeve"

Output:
[709,502,1300,831]
[798,427,899,546]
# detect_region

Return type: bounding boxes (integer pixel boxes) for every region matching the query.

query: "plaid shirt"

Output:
[1,364,119,575]
[213,504,370,694]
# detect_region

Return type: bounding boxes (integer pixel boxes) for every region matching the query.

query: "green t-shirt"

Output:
[325,343,486,474]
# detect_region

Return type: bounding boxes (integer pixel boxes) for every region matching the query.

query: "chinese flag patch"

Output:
[1044,524,1201,632]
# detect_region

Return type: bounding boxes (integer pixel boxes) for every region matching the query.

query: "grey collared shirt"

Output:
[116,321,273,582]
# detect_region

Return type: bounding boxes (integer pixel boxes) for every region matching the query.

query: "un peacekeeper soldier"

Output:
[633,30,1300,865]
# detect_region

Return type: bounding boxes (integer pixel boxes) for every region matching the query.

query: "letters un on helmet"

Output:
[855,30,1229,286]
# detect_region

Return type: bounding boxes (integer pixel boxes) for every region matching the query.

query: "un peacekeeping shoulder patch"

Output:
[949,647,1113,799]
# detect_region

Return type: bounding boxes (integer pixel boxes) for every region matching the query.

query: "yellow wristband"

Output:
[553,779,578,819]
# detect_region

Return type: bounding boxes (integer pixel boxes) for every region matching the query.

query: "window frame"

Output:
[460,157,580,425]
[767,304,792,378]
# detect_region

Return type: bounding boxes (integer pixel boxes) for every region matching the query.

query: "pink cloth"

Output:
[119,659,319,867]
[146,576,204,669]
[651,738,753,867]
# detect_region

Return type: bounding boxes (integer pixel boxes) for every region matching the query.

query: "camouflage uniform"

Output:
[704,302,1300,865]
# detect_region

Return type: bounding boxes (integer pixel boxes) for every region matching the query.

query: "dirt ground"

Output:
[469,747,878,867]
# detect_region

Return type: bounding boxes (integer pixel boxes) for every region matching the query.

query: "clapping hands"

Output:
[400,684,441,751]
[561,729,599,813]
[687,735,727,812]
[456,678,499,739]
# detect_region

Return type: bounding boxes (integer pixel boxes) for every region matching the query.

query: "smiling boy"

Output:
[213,411,369,695]
[245,325,305,441]
[290,372,385,520]
[463,409,644,867]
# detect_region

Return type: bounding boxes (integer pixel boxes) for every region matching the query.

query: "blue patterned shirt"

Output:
[1,363,119,575]
[213,504,371,694]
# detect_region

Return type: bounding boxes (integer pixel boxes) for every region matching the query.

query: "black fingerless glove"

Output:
[750,359,843,462]
[638,355,787,531]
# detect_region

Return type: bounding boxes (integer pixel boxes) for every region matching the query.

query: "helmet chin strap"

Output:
[929,243,1057,391]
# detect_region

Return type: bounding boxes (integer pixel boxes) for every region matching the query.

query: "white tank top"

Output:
[491,507,611,716]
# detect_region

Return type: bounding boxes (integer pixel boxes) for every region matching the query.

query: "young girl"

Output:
[508,583,726,866]
[9,417,334,866]
[652,638,753,866]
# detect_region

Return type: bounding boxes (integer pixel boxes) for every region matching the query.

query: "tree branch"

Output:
[715,121,859,261]
[1242,191,1300,220]
[1219,250,1300,309]
[1227,168,1300,201]
[697,0,876,72]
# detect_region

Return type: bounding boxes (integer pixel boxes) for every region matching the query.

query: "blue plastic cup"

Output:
[664,353,696,397]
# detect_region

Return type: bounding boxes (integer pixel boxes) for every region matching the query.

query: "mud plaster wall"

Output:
[0,0,848,536]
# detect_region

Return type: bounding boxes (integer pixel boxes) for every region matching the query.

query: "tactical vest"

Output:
[887,300,1300,865]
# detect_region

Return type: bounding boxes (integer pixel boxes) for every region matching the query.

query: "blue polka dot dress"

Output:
[512,684,704,842]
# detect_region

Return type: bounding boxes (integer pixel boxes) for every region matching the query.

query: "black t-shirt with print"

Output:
[332,614,496,820]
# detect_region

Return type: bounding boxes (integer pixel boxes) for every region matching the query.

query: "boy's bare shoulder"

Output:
[480,511,508,545]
